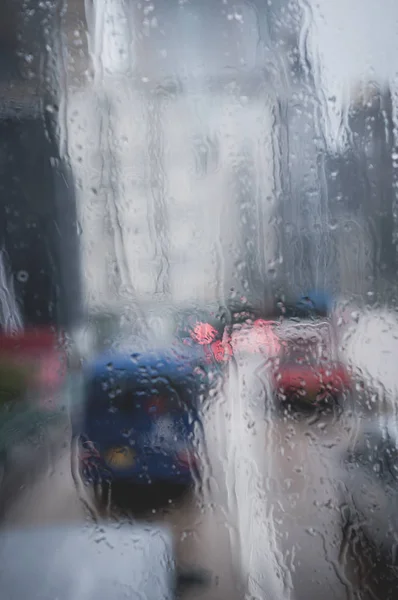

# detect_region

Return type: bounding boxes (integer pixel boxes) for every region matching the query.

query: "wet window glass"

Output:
[2,1,398,600]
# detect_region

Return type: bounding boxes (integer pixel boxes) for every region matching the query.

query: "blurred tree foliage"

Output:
[0,358,34,406]
[0,356,63,459]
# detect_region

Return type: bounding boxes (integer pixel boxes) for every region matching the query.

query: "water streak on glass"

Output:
[3,2,398,600]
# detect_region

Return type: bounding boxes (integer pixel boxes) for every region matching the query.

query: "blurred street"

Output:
[2,308,398,599]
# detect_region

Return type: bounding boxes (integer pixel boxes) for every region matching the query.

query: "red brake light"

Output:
[177,449,198,469]
[146,395,168,416]
[210,339,225,362]
[210,339,233,362]
[190,322,218,345]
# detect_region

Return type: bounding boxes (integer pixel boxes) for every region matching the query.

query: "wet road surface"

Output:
[0,420,242,600]
[2,310,398,600]
[0,367,354,600]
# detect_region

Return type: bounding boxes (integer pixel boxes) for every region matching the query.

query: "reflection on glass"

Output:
[1,1,398,600]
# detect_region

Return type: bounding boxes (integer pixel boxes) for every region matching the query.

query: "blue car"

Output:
[74,343,217,490]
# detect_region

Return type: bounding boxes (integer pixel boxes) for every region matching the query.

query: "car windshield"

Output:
[278,301,329,320]
[277,320,335,364]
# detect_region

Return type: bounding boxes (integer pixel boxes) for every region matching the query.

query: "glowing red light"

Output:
[177,449,198,469]
[210,339,225,362]
[210,339,233,362]
[190,322,218,345]
[146,395,167,415]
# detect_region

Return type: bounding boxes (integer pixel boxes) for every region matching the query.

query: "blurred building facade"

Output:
[265,0,337,299]
[324,82,396,302]
[67,0,279,315]
[267,0,397,304]
[9,0,394,324]
[347,84,396,298]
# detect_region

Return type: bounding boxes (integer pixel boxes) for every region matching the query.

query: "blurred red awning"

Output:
[0,327,64,356]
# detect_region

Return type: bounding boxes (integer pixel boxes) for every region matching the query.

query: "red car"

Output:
[173,304,352,410]
[271,319,351,407]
